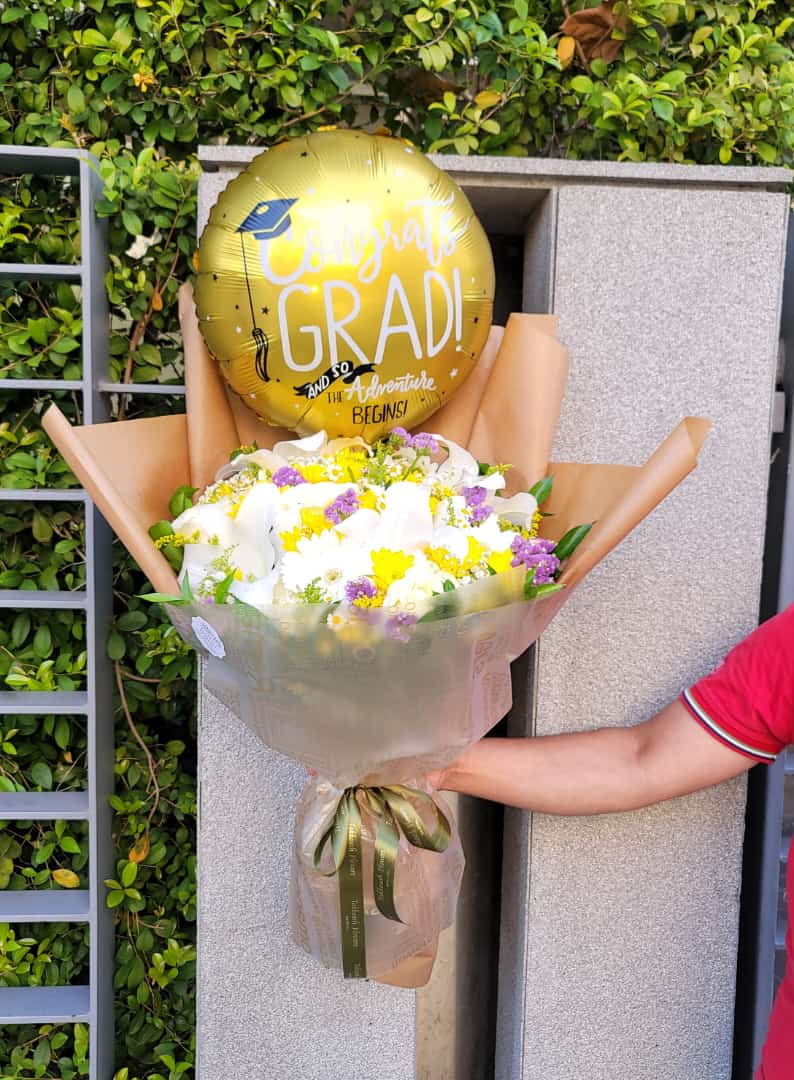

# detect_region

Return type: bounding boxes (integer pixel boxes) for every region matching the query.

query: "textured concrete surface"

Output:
[495,184,788,1080]
[197,683,417,1080]
[196,156,788,1079]
[199,145,791,190]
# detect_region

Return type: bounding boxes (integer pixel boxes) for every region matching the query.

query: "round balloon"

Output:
[195,130,495,440]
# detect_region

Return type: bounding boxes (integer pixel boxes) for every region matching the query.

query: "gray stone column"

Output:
[496,181,789,1080]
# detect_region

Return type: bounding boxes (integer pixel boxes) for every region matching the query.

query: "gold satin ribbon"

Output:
[313,784,451,979]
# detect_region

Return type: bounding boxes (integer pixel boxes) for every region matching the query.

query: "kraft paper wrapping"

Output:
[41,284,709,986]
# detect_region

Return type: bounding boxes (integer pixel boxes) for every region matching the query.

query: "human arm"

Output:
[434,698,754,814]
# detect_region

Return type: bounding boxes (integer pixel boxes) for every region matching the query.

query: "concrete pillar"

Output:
[495,177,789,1080]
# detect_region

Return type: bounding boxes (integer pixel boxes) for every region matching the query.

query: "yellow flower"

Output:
[133,71,156,92]
[334,447,368,482]
[370,548,414,591]
[425,537,485,579]
[530,510,542,538]
[295,462,327,484]
[486,550,513,574]
[280,527,303,552]
[465,536,485,567]
[358,488,383,512]
[429,484,455,514]
[425,546,463,578]
[299,507,332,535]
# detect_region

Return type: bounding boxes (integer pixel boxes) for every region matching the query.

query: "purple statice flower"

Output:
[389,428,440,454]
[324,487,359,524]
[386,612,418,642]
[510,536,560,585]
[409,432,439,453]
[272,465,306,488]
[462,485,487,506]
[345,577,378,605]
[462,484,492,524]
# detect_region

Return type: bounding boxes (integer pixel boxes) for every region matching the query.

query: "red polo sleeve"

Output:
[679,604,794,764]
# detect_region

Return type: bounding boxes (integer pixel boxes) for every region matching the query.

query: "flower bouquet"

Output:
[43,285,709,985]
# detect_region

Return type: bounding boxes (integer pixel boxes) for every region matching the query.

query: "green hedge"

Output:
[0,1,792,1076]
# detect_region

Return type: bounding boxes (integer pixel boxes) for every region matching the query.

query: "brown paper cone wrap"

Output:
[42,285,709,989]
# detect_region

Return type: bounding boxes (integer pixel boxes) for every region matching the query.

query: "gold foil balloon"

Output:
[195,130,494,440]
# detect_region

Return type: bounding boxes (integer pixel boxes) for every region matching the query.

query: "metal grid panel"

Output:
[0,147,114,1079]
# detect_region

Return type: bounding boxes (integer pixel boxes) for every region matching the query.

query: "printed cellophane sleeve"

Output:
[41,283,709,986]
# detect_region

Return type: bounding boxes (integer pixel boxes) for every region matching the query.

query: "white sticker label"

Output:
[191,616,226,659]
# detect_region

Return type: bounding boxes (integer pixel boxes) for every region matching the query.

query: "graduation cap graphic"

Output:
[237,198,297,242]
[236,198,298,384]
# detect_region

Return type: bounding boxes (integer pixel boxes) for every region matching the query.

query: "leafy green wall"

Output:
[0,1,791,1077]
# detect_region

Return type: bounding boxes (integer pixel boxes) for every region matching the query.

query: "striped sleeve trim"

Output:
[681,687,778,763]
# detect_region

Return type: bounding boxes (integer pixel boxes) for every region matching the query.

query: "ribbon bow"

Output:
[313,784,451,979]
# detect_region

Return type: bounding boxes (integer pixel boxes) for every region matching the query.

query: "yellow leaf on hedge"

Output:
[53,869,80,889]
[475,90,501,109]
[557,36,576,69]
[129,834,150,863]
[151,288,163,312]
[191,250,200,272]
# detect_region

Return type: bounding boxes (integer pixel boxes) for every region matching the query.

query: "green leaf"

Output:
[755,142,777,164]
[11,612,30,649]
[0,8,25,23]
[149,520,175,541]
[570,76,593,95]
[33,625,52,658]
[326,64,349,90]
[168,485,197,518]
[60,835,81,854]
[121,860,138,886]
[692,25,713,46]
[31,510,53,543]
[33,1037,51,1070]
[67,84,86,114]
[117,610,148,632]
[281,85,303,108]
[127,954,146,988]
[554,523,594,562]
[107,630,126,660]
[31,10,48,30]
[107,889,125,908]
[54,717,71,750]
[74,1023,89,1061]
[213,570,236,604]
[529,476,553,505]
[137,591,183,604]
[121,208,143,236]
[651,98,674,123]
[30,762,53,790]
